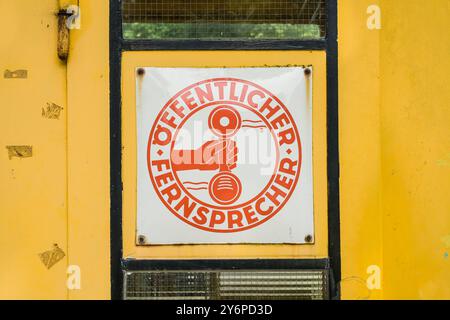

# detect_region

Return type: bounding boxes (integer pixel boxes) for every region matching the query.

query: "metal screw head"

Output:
[304,235,313,243]
[138,235,146,245]
[304,68,312,76]
[137,68,145,76]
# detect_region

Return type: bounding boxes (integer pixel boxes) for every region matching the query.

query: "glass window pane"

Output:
[122,0,327,40]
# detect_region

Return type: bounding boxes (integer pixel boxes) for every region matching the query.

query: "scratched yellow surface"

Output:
[0,0,449,300]
[0,0,110,300]
[0,0,68,299]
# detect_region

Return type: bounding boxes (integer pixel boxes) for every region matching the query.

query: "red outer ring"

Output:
[147,78,302,233]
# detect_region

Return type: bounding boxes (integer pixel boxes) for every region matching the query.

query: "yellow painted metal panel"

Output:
[380,0,450,299]
[0,0,68,299]
[0,0,111,301]
[338,0,383,300]
[66,0,110,300]
[1,0,448,300]
[122,51,328,259]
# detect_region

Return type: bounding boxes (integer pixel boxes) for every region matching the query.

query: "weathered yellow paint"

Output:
[65,0,110,300]
[338,0,383,300]
[339,0,450,299]
[379,0,450,299]
[0,0,110,300]
[1,0,449,300]
[0,0,68,299]
[122,51,328,259]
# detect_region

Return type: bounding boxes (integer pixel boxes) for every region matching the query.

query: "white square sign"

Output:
[136,67,313,244]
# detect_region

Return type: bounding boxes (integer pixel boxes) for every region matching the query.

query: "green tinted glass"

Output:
[122,0,326,40]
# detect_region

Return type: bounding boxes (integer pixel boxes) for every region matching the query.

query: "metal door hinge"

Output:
[57,9,70,61]
[57,4,81,61]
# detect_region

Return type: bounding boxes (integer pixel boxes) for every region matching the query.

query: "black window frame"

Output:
[109,0,340,300]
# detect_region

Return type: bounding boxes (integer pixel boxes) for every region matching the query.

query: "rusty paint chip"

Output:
[4,69,28,79]
[42,102,63,119]
[39,244,65,270]
[6,146,32,159]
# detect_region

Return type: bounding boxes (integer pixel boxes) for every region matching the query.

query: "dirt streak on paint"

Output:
[136,68,145,110]
[305,66,312,111]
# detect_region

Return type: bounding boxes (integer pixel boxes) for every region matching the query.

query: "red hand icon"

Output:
[170,105,243,205]
[171,139,238,171]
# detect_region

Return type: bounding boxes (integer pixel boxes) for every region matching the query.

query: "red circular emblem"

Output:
[148,78,301,233]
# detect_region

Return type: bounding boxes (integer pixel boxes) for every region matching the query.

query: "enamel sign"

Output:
[136,67,313,244]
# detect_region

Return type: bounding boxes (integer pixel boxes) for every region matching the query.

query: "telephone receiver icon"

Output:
[207,105,243,205]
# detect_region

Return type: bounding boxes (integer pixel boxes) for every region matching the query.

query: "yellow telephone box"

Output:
[1,0,449,300]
